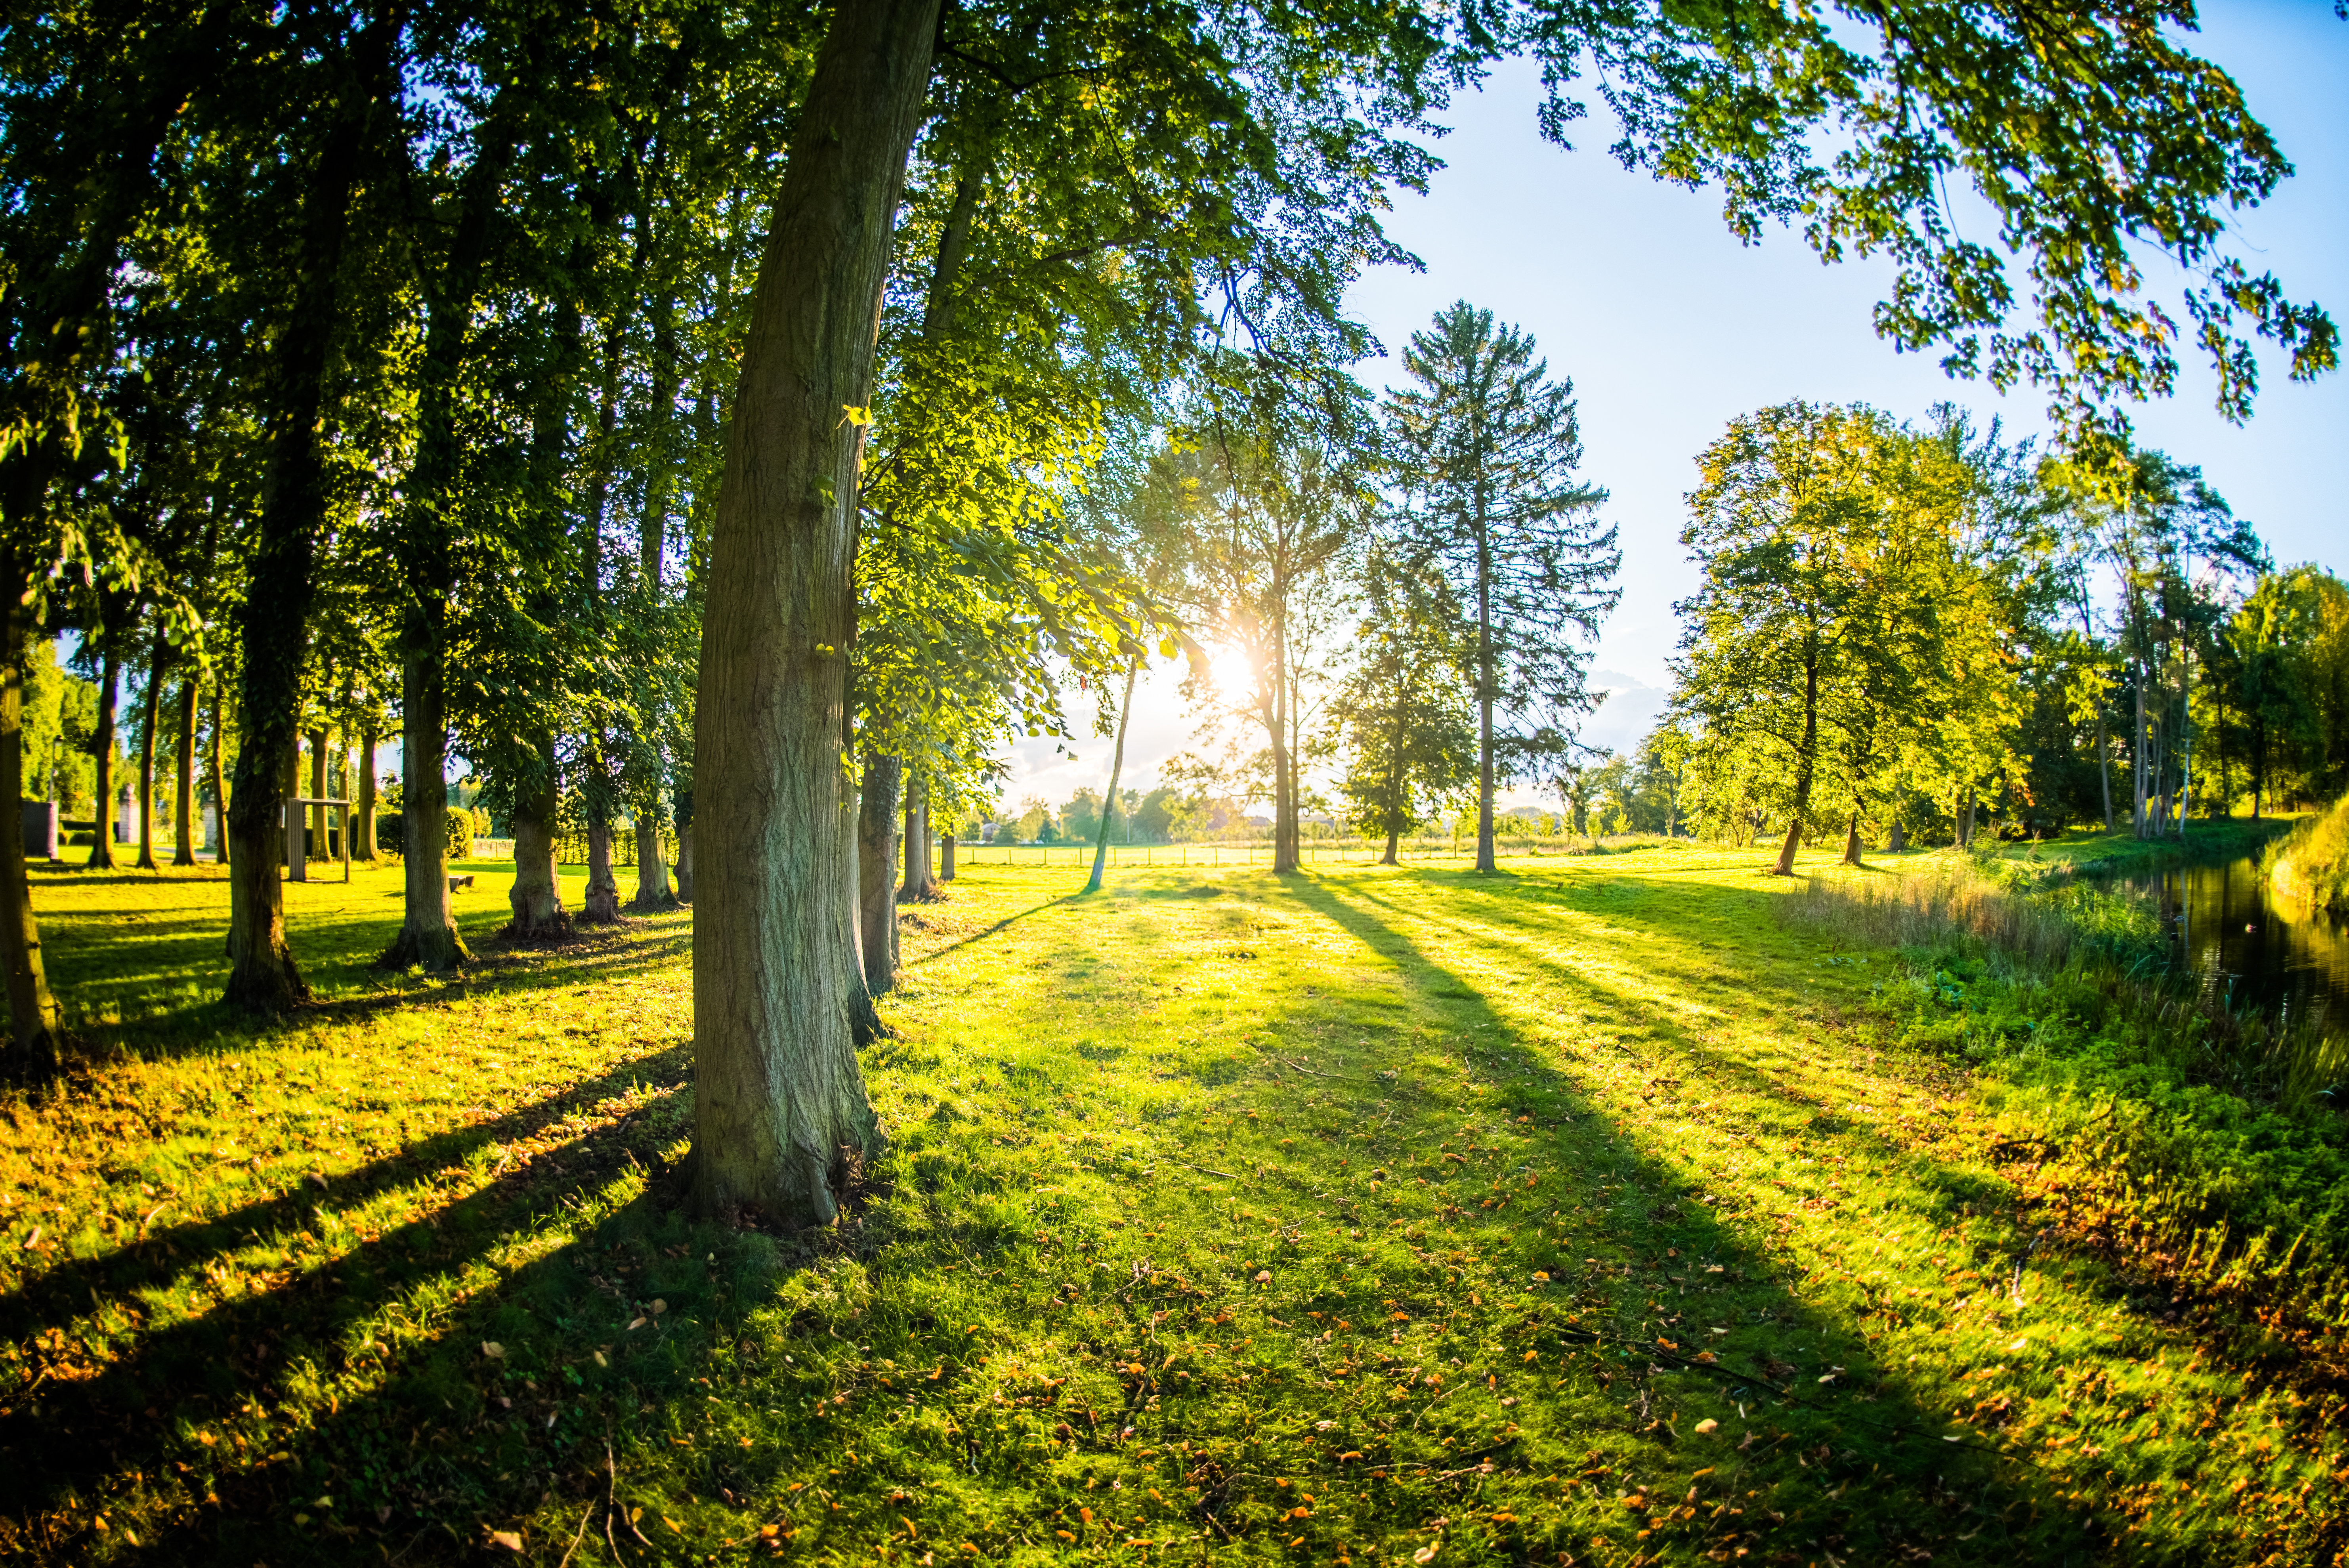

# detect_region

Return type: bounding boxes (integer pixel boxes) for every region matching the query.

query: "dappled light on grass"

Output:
[2,848,2344,1562]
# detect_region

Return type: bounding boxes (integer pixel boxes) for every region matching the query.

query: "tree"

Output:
[1671,402,2011,873]
[1331,546,1475,863]
[687,0,937,1225]
[1385,302,1618,874]
[1165,377,1374,875]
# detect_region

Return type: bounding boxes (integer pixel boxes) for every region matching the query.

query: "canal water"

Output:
[2120,854,2349,1029]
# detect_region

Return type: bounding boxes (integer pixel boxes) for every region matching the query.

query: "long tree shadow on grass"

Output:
[28,911,692,1062]
[0,1045,694,1358]
[0,1055,730,1558]
[1322,867,2003,1184]
[0,1060,1075,1563]
[1268,869,2101,1566]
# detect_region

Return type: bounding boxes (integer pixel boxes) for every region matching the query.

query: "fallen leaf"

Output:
[488,1530,523,1552]
[1695,1419,1720,1435]
[481,1342,504,1360]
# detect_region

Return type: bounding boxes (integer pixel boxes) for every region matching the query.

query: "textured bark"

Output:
[382,650,467,969]
[506,733,567,938]
[582,806,621,923]
[88,647,118,869]
[1841,812,1862,867]
[690,0,936,1224]
[172,674,196,865]
[940,833,955,880]
[136,632,165,869]
[354,725,377,860]
[674,790,693,903]
[227,19,390,1009]
[633,816,672,909]
[1382,827,1399,865]
[859,753,903,993]
[1886,817,1906,852]
[0,589,62,1078]
[901,784,929,901]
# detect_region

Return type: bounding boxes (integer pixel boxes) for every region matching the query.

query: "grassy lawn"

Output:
[2,844,2343,1564]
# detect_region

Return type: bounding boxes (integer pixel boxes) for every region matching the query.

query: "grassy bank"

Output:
[3,849,2346,1564]
[1785,843,2349,1440]
[2267,795,2349,916]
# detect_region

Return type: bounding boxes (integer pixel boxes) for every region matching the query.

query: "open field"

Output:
[3,844,2345,1564]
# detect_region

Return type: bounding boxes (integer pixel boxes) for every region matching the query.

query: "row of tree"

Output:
[1654,404,2348,865]
[4,0,2336,1223]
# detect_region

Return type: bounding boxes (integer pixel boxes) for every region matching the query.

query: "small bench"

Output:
[448,873,475,893]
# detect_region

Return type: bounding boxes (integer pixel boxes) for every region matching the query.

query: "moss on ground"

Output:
[1,846,2343,1564]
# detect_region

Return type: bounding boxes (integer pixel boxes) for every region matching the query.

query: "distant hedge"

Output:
[377,807,474,859]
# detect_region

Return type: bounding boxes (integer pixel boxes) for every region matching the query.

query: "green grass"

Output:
[2,846,2345,1564]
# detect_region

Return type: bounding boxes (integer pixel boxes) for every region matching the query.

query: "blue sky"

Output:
[999,0,2349,817]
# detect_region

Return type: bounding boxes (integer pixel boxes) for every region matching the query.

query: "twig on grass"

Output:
[1272,1054,1367,1083]
[1163,1157,1239,1181]
[603,1442,626,1562]
[557,1501,594,1568]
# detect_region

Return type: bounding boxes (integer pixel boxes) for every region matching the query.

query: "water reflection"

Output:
[2119,854,2349,1029]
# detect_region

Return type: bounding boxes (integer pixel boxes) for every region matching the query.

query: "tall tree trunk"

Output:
[1841,811,1862,867]
[88,646,119,869]
[860,753,903,993]
[0,587,62,1078]
[1381,826,1399,866]
[136,632,166,869]
[632,295,680,913]
[172,673,197,866]
[940,831,955,880]
[690,0,937,1224]
[633,815,671,909]
[577,307,625,926]
[227,17,388,1009]
[2133,667,2148,837]
[382,78,516,974]
[387,637,465,968]
[581,737,621,923]
[1086,657,1140,894]
[2175,667,2192,835]
[1474,520,1496,874]
[306,725,328,860]
[674,788,693,902]
[506,731,566,937]
[901,785,922,901]
[1265,601,1298,875]
[2251,717,2264,819]
[206,678,228,866]
[1771,646,1819,877]
[354,724,377,861]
